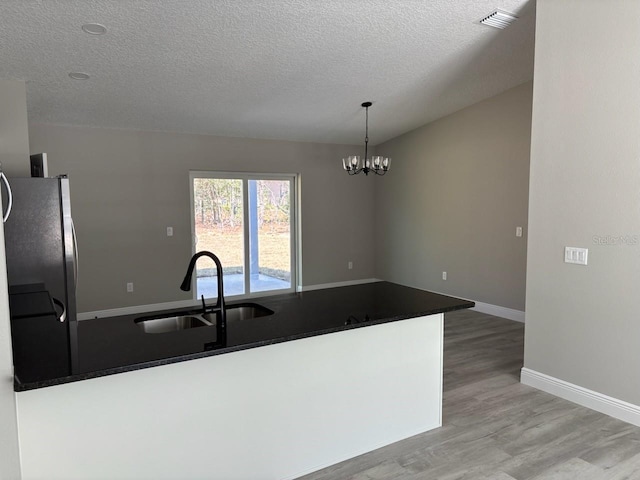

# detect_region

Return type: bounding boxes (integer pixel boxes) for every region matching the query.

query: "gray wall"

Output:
[0,79,24,480]
[524,0,640,405]
[29,124,375,313]
[374,82,532,311]
[0,79,30,176]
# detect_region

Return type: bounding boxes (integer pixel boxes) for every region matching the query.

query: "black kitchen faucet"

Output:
[180,251,227,339]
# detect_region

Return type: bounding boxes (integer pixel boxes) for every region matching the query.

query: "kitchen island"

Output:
[13,282,473,479]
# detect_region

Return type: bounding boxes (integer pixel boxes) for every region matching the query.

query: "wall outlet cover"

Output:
[564,247,588,265]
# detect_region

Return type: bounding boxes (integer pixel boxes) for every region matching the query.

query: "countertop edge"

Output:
[14,300,474,392]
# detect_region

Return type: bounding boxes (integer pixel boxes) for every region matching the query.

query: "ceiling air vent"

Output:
[479,9,518,29]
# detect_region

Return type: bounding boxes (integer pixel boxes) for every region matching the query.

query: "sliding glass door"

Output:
[190,172,296,299]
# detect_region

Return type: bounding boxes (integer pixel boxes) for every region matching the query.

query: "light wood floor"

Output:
[299,309,640,479]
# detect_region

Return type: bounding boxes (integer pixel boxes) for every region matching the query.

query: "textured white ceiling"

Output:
[0,0,535,145]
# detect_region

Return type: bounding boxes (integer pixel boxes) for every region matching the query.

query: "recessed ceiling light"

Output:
[81,23,107,35]
[69,72,90,80]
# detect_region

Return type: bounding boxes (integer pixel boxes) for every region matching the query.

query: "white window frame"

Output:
[189,171,298,301]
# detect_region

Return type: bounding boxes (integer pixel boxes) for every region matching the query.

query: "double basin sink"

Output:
[135,303,274,334]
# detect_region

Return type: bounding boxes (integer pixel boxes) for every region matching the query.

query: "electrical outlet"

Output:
[127,282,134,293]
[516,226,523,237]
[442,271,447,281]
[167,227,173,237]
[348,261,353,270]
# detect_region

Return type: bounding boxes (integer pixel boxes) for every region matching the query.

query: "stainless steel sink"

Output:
[136,303,273,333]
[202,303,274,324]
[135,315,211,334]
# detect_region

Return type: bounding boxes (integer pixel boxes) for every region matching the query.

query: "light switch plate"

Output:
[564,247,588,265]
[516,226,523,237]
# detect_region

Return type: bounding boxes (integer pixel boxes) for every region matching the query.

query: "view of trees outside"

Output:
[194,178,244,273]
[251,179,291,280]
[193,177,291,294]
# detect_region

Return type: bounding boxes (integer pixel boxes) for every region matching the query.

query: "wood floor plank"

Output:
[601,452,640,479]
[528,458,605,480]
[297,310,640,480]
[580,430,640,470]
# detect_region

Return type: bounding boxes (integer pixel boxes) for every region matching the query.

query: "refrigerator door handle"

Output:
[52,297,67,323]
[71,218,79,291]
[1,171,13,223]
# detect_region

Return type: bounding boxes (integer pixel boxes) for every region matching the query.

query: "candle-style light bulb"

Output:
[382,157,390,169]
[342,158,348,170]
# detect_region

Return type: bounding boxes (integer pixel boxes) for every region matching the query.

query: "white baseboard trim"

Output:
[79,278,381,320]
[78,299,199,320]
[79,280,520,322]
[471,302,525,323]
[521,368,640,427]
[298,278,380,292]
[413,286,525,323]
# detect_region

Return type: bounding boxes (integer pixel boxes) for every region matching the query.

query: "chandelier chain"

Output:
[364,104,369,161]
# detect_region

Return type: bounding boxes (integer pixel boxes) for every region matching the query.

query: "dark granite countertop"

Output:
[12,281,474,391]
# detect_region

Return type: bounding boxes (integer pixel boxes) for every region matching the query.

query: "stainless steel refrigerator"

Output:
[3,176,79,378]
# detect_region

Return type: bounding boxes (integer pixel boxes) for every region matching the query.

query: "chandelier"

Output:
[342,102,390,176]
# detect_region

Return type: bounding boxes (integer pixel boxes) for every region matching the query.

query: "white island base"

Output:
[16,314,443,480]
